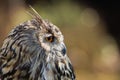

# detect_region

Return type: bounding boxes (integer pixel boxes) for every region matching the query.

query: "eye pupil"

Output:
[46,36,54,42]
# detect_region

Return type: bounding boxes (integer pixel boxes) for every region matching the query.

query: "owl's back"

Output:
[0,19,44,79]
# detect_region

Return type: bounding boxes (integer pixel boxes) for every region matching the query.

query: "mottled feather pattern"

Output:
[0,7,75,80]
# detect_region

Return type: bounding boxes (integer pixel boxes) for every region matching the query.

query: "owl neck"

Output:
[29,51,75,80]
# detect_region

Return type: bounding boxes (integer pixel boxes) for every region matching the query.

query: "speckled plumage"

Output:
[0,7,75,80]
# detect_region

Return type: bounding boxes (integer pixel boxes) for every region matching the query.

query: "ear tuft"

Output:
[27,5,43,24]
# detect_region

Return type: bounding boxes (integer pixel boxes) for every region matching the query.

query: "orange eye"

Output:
[46,36,54,42]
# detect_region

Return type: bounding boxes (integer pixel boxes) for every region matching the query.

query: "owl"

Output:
[0,6,75,80]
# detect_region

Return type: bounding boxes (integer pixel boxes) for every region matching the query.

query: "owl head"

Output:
[27,6,66,57]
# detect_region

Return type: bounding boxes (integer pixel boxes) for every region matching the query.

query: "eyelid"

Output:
[45,34,52,37]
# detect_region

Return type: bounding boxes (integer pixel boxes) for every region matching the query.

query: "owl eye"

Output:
[45,36,54,42]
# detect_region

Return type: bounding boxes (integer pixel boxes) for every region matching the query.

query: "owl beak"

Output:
[61,43,66,56]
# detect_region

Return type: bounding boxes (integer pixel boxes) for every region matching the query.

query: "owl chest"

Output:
[42,61,71,80]
[42,64,55,80]
[41,54,59,80]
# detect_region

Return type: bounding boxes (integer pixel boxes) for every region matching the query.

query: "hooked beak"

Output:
[61,43,67,56]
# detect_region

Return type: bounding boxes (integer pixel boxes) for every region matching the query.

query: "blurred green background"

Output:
[0,0,120,80]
